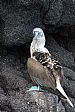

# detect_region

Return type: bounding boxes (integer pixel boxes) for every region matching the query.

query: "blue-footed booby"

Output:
[27,28,73,107]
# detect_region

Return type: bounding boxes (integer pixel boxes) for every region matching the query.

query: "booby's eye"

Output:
[38,32,43,36]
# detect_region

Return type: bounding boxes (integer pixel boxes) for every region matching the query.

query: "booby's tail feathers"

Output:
[56,77,73,107]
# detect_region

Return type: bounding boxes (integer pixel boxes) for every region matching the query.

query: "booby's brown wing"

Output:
[27,57,66,99]
[27,58,56,90]
[32,52,63,84]
[27,51,63,91]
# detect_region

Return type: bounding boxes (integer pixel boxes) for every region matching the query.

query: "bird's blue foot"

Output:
[28,86,48,92]
[28,86,43,91]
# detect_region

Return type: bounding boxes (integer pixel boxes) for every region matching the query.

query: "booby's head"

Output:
[33,28,45,41]
[30,28,48,58]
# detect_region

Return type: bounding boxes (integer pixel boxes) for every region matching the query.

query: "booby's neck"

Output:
[30,37,49,58]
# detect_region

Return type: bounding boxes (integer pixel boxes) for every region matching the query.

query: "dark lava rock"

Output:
[44,0,75,26]
[44,0,63,25]
[8,91,65,112]
[1,54,28,92]
[0,87,15,112]
[46,37,75,68]
[0,34,75,112]
[46,37,75,111]
[0,0,47,46]
[0,0,75,111]
[0,53,65,112]
[68,38,75,58]
[0,0,75,46]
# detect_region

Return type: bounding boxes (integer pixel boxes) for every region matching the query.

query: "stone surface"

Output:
[0,0,75,111]
[0,36,75,111]
[0,0,75,46]
[0,0,46,46]
[46,37,75,111]
[0,52,65,112]
[44,0,63,25]
[44,0,75,26]
[46,37,75,68]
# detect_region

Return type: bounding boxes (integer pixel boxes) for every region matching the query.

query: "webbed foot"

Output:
[28,86,47,92]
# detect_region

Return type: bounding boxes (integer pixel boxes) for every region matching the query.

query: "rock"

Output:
[68,38,75,58]
[60,67,75,99]
[0,53,65,112]
[62,97,75,112]
[0,0,75,111]
[0,0,47,46]
[44,0,63,25]
[0,0,75,46]
[63,67,75,81]
[1,55,29,92]
[63,76,75,99]
[46,37,75,68]
[0,87,15,112]
[8,91,65,112]
[44,0,75,26]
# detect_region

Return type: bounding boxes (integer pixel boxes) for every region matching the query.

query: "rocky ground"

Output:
[0,0,75,112]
